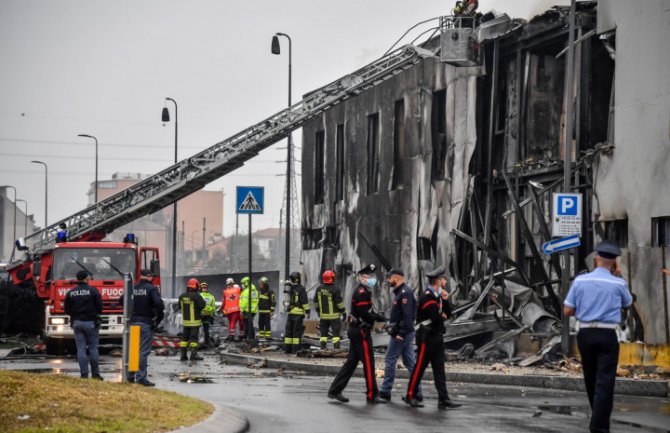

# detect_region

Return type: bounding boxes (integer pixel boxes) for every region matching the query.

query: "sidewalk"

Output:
[220,350,669,398]
[173,403,248,433]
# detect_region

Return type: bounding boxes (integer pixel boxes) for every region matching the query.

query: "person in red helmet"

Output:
[313,270,345,349]
[178,278,206,361]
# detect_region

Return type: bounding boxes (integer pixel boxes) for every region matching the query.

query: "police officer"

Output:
[327,264,387,404]
[64,270,103,379]
[119,269,164,386]
[379,268,421,402]
[239,276,259,341]
[564,241,632,433]
[404,266,461,409]
[179,278,206,361]
[257,276,275,340]
[313,270,345,349]
[199,281,216,347]
[283,271,310,354]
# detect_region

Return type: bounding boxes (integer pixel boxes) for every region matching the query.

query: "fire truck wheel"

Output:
[45,337,66,356]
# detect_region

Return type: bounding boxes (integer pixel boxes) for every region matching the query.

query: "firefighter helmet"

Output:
[200,281,209,290]
[187,278,199,290]
[259,276,269,287]
[289,271,301,284]
[226,277,235,285]
[241,276,250,286]
[322,270,335,284]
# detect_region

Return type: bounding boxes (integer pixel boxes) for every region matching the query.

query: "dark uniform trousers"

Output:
[284,314,304,353]
[319,319,342,348]
[181,326,200,350]
[407,332,448,401]
[258,313,272,338]
[328,325,378,400]
[577,328,619,433]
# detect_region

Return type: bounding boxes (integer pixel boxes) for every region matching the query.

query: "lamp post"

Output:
[162,97,178,297]
[30,161,48,227]
[0,185,17,243]
[16,199,28,236]
[77,134,98,204]
[272,32,292,282]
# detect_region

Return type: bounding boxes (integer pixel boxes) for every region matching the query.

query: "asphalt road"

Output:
[2,351,668,433]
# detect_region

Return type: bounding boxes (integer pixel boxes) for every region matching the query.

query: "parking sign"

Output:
[552,193,582,237]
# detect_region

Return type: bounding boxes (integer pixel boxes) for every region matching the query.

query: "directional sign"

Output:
[543,234,581,255]
[552,192,582,237]
[236,186,264,214]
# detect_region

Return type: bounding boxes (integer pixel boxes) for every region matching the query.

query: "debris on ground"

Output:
[172,372,214,383]
[311,349,348,358]
[247,359,267,369]
[153,348,175,357]
[108,348,123,358]
[375,369,384,378]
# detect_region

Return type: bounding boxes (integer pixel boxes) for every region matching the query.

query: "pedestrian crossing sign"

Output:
[236,186,264,214]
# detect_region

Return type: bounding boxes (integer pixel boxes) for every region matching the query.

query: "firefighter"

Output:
[239,276,259,341]
[64,270,103,380]
[257,276,276,340]
[327,264,387,404]
[119,268,164,386]
[179,278,206,361]
[313,269,345,349]
[222,278,244,341]
[199,281,216,348]
[404,266,461,409]
[283,271,310,354]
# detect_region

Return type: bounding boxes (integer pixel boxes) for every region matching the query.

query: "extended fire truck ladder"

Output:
[9,43,438,268]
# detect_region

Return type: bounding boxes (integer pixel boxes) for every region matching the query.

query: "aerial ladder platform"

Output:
[9,43,438,273]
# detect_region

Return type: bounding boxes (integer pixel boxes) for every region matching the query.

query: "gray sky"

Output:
[0,0,565,236]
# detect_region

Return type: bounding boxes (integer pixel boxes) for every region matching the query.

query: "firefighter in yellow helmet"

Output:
[239,276,259,341]
[314,270,345,349]
[199,281,216,347]
[179,278,206,361]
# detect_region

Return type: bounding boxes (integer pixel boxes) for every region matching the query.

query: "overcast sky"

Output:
[0,0,566,236]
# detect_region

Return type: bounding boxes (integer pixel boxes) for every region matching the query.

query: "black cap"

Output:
[425,265,446,279]
[385,268,404,277]
[358,263,376,276]
[76,270,89,281]
[595,240,621,259]
[140,269,153,277]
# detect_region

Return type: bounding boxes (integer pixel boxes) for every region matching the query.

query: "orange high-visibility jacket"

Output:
[223,285,241,314]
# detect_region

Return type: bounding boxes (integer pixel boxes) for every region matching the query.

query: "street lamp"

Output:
[16,199,28,236]
[272,32,293,282]
[77,134,98,204]
[0,185,17,242]
[162,97,178,297]
[30,161,48,227]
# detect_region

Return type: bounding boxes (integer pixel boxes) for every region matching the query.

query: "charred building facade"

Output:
[301,1,670,346]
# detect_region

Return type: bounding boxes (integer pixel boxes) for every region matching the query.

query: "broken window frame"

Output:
[431,89,447,182]
[314,130,325,204]
[603,219,628,247]
[335,123,345,201]
[366,112,380,195]
[652,217,670,247]
[392,99,405,190]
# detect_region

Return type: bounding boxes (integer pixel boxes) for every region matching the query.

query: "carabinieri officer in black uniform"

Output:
[404,266,461,409]
[564,241,632,433]
[328,263,387,404]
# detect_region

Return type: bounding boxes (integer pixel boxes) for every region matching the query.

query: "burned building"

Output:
[301,1,670,347]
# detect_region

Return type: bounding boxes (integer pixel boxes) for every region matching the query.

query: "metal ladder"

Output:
[11,43,437,266]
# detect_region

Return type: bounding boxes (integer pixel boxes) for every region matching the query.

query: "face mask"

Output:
[366,277,377,288]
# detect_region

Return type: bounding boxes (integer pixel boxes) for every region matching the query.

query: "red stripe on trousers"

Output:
[408,342,426,400]
[361,330,374,400]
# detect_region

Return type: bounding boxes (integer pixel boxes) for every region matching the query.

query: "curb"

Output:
[220,352,668,398]
[173,402,249,433]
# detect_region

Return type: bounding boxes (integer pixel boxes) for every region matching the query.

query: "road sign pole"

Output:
[248,213,252,282]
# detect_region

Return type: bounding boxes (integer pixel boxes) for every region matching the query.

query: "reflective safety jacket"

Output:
[288,284,310,316]
[200,291,216,317]
[223,285,241,314]
[239,284,259,314]
[179,290,206,327]
[313,284,345,320]
[258,286,276,314]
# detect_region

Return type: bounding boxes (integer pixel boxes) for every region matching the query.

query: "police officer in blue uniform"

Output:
[564,240,633,433]
[404,266,461,409]
[379,268,421,402]
[119,269,164,386]
[328,263,387,404]
[64,270,103,379]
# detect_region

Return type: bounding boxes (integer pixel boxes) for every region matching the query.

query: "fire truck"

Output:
[6,40,435,353]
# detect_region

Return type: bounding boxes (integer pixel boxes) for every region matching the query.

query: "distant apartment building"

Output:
[0,186,38,261]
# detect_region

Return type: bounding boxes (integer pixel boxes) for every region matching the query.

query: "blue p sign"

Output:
[558,196,577,216]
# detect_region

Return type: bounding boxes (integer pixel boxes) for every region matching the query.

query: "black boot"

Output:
[320,341,327,350]
[333,341,341,349]
[180,349,188,361]
[438,398,462,409]
[284,344,292,354]
[190,350,203,361]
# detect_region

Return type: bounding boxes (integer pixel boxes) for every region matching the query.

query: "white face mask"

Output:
[365,277,377,288]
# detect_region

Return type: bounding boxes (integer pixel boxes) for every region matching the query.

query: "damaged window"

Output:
[336,123,344,201]
[314,130,325,204]
[392,99,405,190]
[431,90,447,181]
[652,217,670,247]
[604,219,628,247]
[366,112,380,195]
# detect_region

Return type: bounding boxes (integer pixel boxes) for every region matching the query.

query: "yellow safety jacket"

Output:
[200,291,216,317]
[288,284,310,316]
[179,290,206,327]
[313,284,345,320]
